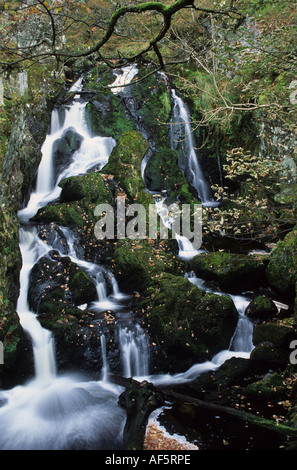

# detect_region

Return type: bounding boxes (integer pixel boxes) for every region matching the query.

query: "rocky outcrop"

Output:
[139,272,238,369]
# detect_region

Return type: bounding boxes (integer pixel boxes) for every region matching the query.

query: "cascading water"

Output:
[0,77,127,450]
[170,89,216,206]
[0,65,256,450]
[119,324,149,379]
[17,227,57,386]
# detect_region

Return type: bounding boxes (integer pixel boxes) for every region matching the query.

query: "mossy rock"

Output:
[59,171,114,204]
[85,92,136,141]
[111,239,183,293]
[266,230,297,297]
[32,172,114,232]
[32,200,96,229]
[250,343,288,365]
[250,322,295,366]
[144,147,186,192]
[252,322,295,349]
[246,295,278,322]
[101,130,155,213]
[192,252,267,292]
[245,372,286,402]
[190,356,259,402]
[131,71,172,146]
[141,272,238,362]
[28,252,97,314]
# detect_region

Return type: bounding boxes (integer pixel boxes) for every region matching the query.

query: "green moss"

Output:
[144,147,186,192]
[132,71,172,146]
[59,171,113,204]
[111,238,182,293]
[85,93,136,140]
[102,130,153,205]
[245,373,286,401]
[141,272,238,361]
[192,251,267,292]
[266,230,297,296]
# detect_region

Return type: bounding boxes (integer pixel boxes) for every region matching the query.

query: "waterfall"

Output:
[19,78,116,223]
[0,65,257,450]
[186,271,253,365]
[153,194,202,260]
[119,324,149,378]
[109,65,139,94]
[17,227,57,385]
[0,76,128,450]
[100,335,109,382]
[170,89,217,207]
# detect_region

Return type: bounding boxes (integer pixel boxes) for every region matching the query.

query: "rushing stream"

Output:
[0,65,254,450]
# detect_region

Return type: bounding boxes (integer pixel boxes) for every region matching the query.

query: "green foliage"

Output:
[204,147,296,242]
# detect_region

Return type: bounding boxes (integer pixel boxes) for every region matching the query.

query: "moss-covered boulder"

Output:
[102,130,153,207]
[59,172,114,204]
[32,199,97,230]
[32,171,114,233]
[141,273,238,365]
[192,252,267,292]
[266,230,297,297]
[250,322,295,365]
[246,295,278,322]
[52,127,83,182]
[245,372,287,402]
[111,239,183,293]
[144,148,185,192]
[28,252,97,314]
[85,92,136,141]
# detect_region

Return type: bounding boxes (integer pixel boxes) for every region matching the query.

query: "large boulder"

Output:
[101,130,153,207]
[59,171,114,204]
[52,127,83,182]
[245,295,278,322]
[111,239,183,294]
[140,272,238,367]
[31,171,114,233]
[192,251,267,293]
[250,322,295,366]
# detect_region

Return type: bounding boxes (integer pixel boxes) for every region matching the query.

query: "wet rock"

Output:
[250,322,295,366]
[140,272,238,366]
[192,251,267,293]
[28,252,97,314]
[52,127,83,183]
[245,295,278,322]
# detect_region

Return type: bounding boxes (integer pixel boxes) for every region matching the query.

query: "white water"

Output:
[109,65,139,94]
[170,89,218,207]
[0,68,255,450]
[19,80,116,223]
[0,77,126,450]
[119,325,149,378]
